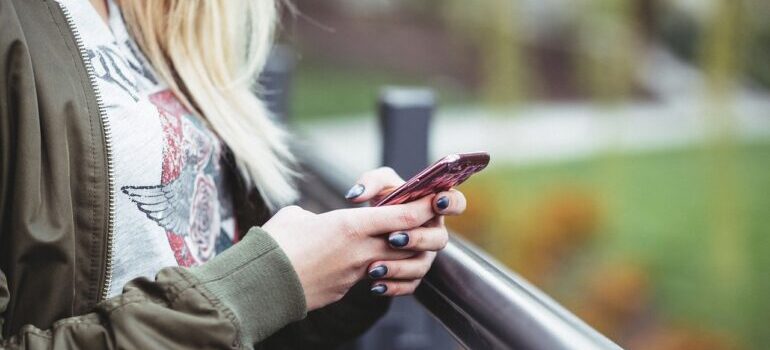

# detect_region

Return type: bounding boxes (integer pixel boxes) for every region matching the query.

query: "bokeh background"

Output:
[275,1,770,349]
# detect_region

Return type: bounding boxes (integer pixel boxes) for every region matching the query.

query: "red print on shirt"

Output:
[121,90,233,267]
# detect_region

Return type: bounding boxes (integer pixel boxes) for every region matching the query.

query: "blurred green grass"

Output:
[292,60,469,121]
[455,141,770,348]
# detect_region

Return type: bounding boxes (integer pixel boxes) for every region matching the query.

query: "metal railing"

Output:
[297,134,622,350]
[262,47,623,350]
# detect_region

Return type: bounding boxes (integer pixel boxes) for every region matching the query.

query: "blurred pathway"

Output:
[296,47,770,176]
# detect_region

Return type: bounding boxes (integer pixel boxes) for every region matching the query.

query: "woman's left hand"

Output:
[345,167,467,296]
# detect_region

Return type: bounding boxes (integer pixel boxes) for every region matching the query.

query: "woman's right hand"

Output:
[262,196,436,311]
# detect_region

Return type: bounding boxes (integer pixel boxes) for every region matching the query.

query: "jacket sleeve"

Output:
[257,281,391,349]
[0,228,308,350]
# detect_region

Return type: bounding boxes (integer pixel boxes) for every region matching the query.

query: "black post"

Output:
[353,87,459,350]
[258,45,295,123]
[378,87,434,178]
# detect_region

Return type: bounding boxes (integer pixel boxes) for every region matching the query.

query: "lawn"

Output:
[291,60,470,121]
[286,56,769,349]
[450,141,770,349]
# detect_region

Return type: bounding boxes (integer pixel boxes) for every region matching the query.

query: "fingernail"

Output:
[436,196,450,211]
[370,284,388,295]
[388,232,409,248]
[368,265,388,279]
[345,184,365,200]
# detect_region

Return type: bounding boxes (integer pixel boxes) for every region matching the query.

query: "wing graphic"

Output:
[121,172,194,234]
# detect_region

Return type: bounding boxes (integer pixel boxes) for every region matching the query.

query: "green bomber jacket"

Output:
[0,0,388,348]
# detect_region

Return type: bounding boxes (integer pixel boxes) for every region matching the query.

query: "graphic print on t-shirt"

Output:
[57,0,239,297]
[86,45,141,102]
[121,90,236,266]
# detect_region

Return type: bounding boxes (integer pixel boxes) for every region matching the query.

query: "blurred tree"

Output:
[700,0,751,343]
[575,0,638,103]
[743,0,770,88]
[658,0,770,90]
[441,0,528,105]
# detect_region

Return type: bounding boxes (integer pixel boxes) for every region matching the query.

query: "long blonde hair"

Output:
[118,0,297,210]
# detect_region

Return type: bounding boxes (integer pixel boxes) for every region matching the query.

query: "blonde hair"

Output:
[118,0,297,210]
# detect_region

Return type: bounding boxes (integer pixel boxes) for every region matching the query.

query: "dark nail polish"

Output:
[368,265,388,279]
[345,184,365,200]
[388,232,409,248]
[370,284,388,295]
[436,196,450,210]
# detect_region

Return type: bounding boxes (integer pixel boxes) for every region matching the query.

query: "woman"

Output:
[0,0,467,348]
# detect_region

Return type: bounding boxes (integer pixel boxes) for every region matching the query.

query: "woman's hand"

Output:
[263,194,436,311]
[345,167,467,297]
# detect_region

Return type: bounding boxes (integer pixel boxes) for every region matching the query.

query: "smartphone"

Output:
[374,152,490,207]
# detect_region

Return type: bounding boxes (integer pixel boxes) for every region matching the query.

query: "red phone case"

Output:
[375,152,490,206]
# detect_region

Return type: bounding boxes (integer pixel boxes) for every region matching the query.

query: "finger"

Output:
[367,251,436,280]
[369,279,422,296]
[334,195,436,236]
[432,189,467,216]
[345,167,405,203]
[386,226,448,252]
[423,215,444,228]
[365,237,417,262]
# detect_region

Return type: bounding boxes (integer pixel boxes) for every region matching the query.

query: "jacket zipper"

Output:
[57,2,117,302]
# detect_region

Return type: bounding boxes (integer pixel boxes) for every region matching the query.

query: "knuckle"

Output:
[419,260,432,276]
[363,214,381,235]
[343,226,360,242]
[388,263,401,278]
[412,230,424,249]
[410,280,422,292]
[438,229,449,250]
[399,210,419,228]
[337,215,361,239]
[389,283,402,296]
[351,250,371,269]
[273,205,309,223]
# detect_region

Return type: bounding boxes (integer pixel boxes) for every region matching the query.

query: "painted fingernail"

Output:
[345,184,365,200]
[368,265,388,279]
[388,232,409,248]
[370,284,388,295]
[436,196,450,211]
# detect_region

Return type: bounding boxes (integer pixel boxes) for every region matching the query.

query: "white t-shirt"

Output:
[57,0,238,297]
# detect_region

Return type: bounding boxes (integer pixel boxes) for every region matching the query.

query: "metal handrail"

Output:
[297,149,622,350]
[264,44,620,350]
[418,235,622,350]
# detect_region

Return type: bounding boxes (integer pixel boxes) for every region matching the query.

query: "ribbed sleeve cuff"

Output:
[189,227,307,346]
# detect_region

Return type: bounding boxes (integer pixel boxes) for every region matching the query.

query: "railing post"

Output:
[379,87,434,178]
[353,87,458,350]
[296,85,624,350]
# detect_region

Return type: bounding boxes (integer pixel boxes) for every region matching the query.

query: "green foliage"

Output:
[291,60,469,121]
[291,61,417,121]
[458,141,770,348]
[575,0,637,103]
[659,0,770,90]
